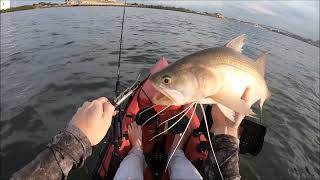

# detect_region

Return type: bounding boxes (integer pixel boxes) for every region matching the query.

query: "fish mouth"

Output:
[150,83,179,105]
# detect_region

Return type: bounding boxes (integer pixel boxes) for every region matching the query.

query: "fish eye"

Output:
[162,75,171,84]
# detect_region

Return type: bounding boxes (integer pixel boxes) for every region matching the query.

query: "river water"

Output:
[1,6,319,180]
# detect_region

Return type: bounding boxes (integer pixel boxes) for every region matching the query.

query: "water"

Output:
[1,6,319,180]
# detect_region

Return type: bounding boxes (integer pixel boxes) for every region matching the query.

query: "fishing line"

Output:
[138,104,158,116]
[115,0,126,96]
[150,103,195,141]
[200,104,225,180]
[142,105,171,127]
[165,102,197,171]
[158,103,195,126]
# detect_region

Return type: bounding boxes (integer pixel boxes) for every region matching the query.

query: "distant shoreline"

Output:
[1,3,319,48]
[0,2,65,13]
[134,4,319,48]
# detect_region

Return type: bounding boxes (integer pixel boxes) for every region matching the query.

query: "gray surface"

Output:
[1,6,319,180]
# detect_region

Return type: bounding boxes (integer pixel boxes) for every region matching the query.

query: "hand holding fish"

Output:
[148,34,272,179]
[211,86,254,138]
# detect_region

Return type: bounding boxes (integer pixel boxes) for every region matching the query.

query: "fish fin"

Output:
[247,109,259,119]
[259,89,272,110]
[256,52,268,76]
[216,105,257,122]
[217,104,237,122]
[224,34,246,53]
[199,98,218,104]
[200,96,243,122]
[210,92,250,117]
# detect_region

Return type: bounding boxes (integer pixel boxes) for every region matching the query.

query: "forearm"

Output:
[11,148,63,180]
[11,125,92,180]
[201,134,240,180]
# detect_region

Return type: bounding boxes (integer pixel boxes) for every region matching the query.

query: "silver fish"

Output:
[149,34,271,121]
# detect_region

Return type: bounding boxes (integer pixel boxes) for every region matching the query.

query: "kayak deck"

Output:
[96,57,209,179]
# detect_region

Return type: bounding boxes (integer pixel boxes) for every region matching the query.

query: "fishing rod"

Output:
[115,1,126,97]
[87,2,129,178]
[113,0,127,156]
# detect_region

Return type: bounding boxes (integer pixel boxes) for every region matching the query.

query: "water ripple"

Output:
[0,6,319,180]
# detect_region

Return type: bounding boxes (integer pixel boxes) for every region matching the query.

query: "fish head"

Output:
[149,66,200,105]
[149,64,220,106]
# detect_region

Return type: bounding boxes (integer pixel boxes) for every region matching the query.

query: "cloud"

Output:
[11,0,320,40]
[138,0,319,40]
[236,2,277,16]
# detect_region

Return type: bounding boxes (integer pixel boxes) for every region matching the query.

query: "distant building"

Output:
[66,0,80,5]
[1,0,10,10]
[65,0,119,5]
[81,0,116,4]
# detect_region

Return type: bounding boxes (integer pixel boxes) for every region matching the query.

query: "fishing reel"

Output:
[198,105,267,156]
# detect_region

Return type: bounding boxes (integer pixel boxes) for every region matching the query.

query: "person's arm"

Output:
[11,125,91,180]
[11,97,115,180]
[201,87,253,180]
[202,132,240,180]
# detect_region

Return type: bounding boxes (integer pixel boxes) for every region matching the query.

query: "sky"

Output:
[6,0,320,40]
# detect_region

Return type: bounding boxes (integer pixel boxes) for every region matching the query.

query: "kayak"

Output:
[94,57,209,179]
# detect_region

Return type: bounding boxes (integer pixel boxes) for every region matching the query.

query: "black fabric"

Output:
[135,107,158,126]
[199,105,214,138]
[168,116,189,134]
[145,136,167,180]
[239,119,266,156]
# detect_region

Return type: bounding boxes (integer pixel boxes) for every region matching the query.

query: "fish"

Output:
[149,34,271,121]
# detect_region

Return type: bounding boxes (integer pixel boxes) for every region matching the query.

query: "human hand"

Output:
[69,97,116,146]
[128,121,142,148]
[210,87,254,138]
